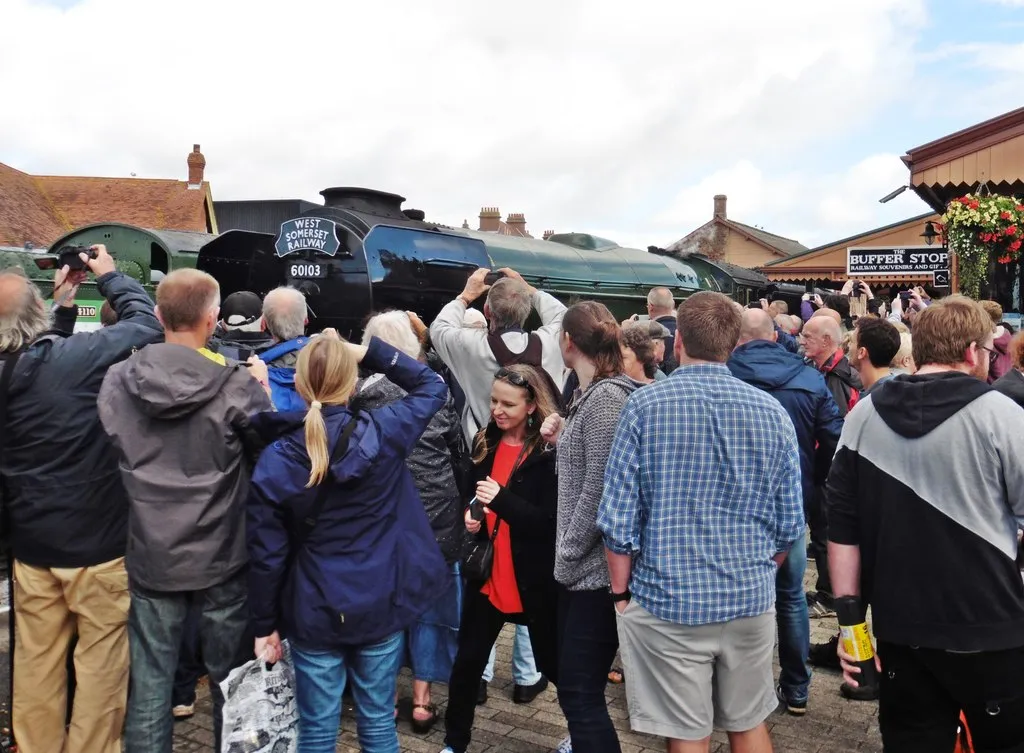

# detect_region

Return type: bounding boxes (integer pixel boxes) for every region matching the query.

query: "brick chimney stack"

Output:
[187,144,206,188]
[713,194,727,220]
[542,229,555,240]
[506,212,527,236]
[479,207,501,232]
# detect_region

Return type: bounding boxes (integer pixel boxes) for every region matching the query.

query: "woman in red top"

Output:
[441,365,560,753]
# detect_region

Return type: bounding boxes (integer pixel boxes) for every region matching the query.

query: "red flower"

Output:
[960,197,972,204]
[1001,211,1013,220]
[982,232,993,242]
[1012,239,1023,252]
[1016,204,1024,211]
[999,255,1012,264]
[970,200,980,209]
[1007,226,1019,236]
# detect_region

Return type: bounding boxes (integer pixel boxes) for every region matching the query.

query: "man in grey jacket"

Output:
[98,269,272,753]
[429,267,567,441]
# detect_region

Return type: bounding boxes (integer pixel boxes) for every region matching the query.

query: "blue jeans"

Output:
[171,600,203,707]
[292,632,404,753]
[776,540,811,704]
[482,623,539,684]
[124,571,248,753]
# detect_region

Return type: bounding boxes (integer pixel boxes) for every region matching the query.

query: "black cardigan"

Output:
[468,431,558,614]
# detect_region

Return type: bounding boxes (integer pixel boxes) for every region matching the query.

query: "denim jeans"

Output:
[404,561,462,683]
[557,587,621,753]
[482,623,539,684]
[124,570,248,753]
[776,540,811,704]
[292,632,404,753]
[171,600,203,707]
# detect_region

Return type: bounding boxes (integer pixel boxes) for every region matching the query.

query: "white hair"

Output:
[362,310,421,359]
[0,270,49,353]
[262,287,307,341]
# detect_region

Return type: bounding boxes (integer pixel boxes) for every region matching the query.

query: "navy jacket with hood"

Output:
[728,340,844,507]
[246,337,451,649]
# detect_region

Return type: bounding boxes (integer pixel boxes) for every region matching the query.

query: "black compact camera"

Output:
[57,245,98,271]
[216,344,255,362]
[484,271,506,285]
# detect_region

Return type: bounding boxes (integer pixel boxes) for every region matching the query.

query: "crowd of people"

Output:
[0,245,1023,753]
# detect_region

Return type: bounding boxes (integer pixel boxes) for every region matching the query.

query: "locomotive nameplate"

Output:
[276,217,341,258]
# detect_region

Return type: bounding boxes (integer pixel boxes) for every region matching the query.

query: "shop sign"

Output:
[847,246,949,279]
[275,217,341,258]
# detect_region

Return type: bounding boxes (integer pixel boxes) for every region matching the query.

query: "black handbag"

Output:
[462,518,501,582]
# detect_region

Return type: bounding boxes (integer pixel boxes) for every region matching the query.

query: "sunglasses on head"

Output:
[495,367,533,393]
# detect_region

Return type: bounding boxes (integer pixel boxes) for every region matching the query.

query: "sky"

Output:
[2,0,1023,251]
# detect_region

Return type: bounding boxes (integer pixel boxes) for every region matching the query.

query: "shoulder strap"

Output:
[296,408,360,544]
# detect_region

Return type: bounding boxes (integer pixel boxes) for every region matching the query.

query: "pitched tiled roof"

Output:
[725,219,807,257]
[0,162,214,248]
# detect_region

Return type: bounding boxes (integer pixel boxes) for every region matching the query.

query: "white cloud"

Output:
[0,0,960,251]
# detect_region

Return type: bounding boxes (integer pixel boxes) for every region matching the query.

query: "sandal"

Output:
[411,703,438,734]
[607,668,625,684]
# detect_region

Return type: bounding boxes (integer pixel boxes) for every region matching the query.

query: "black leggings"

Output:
[444,590,557,753]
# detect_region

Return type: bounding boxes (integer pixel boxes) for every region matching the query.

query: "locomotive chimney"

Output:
[187,144,206,188]
[506,213,527,236]
[479,207,501,232]
[542,229,555,240]
[713,194,727,220]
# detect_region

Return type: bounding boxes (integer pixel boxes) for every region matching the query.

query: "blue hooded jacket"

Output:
[245,337,451,649]
[728,340,844,507]
[258,337,309,412]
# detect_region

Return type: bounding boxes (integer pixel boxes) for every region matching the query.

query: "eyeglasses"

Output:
[495,367,534,393]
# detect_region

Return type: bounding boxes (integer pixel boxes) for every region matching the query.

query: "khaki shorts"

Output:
[616,601,777,741]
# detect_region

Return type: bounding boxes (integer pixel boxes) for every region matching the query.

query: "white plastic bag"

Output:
[220,640,299,753]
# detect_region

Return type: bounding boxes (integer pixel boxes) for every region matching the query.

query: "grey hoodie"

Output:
[555,374,638,590]
[98,343,271,591]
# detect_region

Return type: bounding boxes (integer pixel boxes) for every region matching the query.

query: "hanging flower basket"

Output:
[942,194,1024,299]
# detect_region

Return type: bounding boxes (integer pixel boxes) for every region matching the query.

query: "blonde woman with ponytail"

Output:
[245,332,451,753]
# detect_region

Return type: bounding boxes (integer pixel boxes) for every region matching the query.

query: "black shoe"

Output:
[808,634,841,670]
[806,591,836,618]
[512,676,549,704]
[776,684,807,716]
[840,681,879,701]
[476,680,488,706]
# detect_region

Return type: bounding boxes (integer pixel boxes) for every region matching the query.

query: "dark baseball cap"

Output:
[220,291,262,328]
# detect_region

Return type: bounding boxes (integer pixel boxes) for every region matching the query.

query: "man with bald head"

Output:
[801,315,861,417]
[646,287,679,374]
[1,245,162,753]
[728,309,843,715]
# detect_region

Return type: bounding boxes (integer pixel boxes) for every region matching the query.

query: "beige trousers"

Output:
[12,556,130,753]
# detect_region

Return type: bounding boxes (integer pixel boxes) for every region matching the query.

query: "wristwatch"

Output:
[609,588,631,603]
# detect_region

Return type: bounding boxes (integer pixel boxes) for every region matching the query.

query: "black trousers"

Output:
[557,587,621,753]
[444,590,557,753]
[878,641,1024,753]
[807,485,832,597]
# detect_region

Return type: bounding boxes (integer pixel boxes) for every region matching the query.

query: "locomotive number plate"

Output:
[288,262,326,279]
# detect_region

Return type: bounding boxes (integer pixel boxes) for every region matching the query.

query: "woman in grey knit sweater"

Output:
[540,301,636,753]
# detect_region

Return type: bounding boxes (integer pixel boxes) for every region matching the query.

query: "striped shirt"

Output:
[597,363,804,626]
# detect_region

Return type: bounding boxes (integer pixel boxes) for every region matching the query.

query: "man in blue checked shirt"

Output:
[597,292,804,753]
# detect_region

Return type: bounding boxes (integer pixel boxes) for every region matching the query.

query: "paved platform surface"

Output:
[0,563,881,752]
[172,616,881,753]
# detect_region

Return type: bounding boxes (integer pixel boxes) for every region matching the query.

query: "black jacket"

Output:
[1,273,163,568]
[353,374,465,563]
[656,315,679,374]
[469,428,559,681]
[827,372,1024,651]
[809,350,862,417]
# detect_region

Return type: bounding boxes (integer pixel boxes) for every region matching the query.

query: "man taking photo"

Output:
[0,245,162,753]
